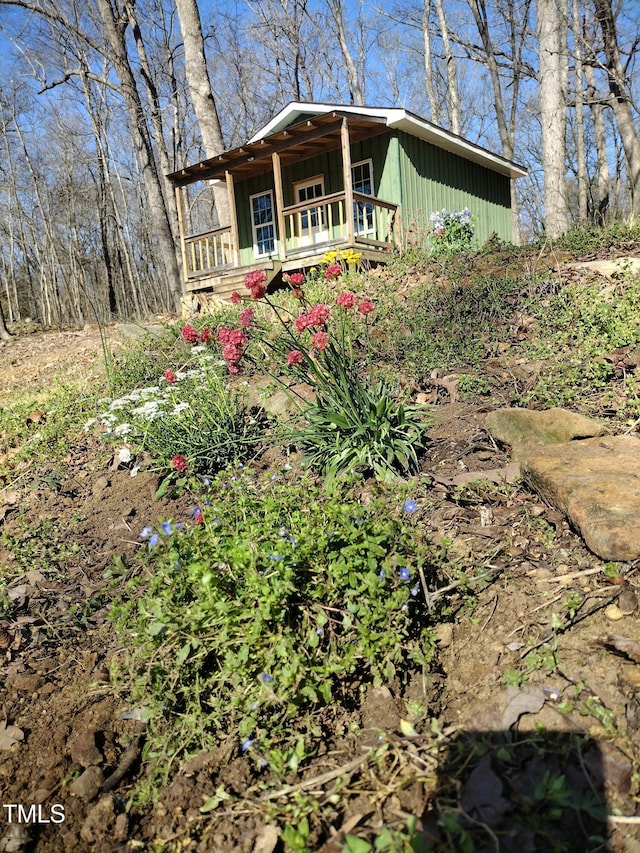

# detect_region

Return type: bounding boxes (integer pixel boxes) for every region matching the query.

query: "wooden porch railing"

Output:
[282,191,399,256]
[184,225,235,278]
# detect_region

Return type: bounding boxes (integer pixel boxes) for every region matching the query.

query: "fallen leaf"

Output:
[592,635,640,663]
[252,825,280,853]
[501,686,546,730]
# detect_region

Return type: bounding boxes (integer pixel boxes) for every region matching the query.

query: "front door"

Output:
[294,176,327,246]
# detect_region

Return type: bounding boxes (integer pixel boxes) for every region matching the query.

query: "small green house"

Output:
[168,103,527,300]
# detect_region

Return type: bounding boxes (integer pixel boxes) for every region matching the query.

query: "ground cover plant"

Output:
[2,226,640,852]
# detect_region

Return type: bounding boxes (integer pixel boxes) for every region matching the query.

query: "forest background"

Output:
[0,0,638,328]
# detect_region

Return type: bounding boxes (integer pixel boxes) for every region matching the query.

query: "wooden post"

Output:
[174,185,189,286]
[272,151,287,258]
[225,171,240,266]
[341,118,355,246]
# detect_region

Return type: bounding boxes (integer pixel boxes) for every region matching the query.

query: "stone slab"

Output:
[485,407,606,460]
[520,435,640,561]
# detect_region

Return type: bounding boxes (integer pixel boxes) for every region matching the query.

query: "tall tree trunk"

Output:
[422,0,441,125]
[571,0,588,224]
[537,0,570,237]
[328,0,365,105]
[95,0,181,310]
[433,0,460,134]
[593,0,640,211]
[584,60,610,224]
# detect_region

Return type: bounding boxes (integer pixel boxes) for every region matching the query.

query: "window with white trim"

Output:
[250,190,276,257]
[351,159,374,235]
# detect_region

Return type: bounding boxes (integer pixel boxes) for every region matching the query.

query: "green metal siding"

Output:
[396,130,512,245]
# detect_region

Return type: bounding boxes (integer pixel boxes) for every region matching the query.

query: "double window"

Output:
[250,190,276,257]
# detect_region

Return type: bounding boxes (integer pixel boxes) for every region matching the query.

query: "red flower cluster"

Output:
[358,300,375,315]
[181,323,199,344]
[171,454,188,472]
[324,263,342,280]
[239,308,255,328]
[245,269,267,300]
[311,331,329,351]
[181,323,213,344]
[230,291,242,305]
[295,304,329,332]
[289,272,305,287]
[287,350,303,366]
[218,327,248,373]
[336,291,356,309]
[164,368,177,384]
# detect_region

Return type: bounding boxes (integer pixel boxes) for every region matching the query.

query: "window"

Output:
[351,160,374,235]
[250,191,276,257]
[294,176,327,244]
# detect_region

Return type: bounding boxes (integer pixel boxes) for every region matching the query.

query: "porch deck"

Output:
[182,190,400,294]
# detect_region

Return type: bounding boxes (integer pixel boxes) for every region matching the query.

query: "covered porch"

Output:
[168,112,402,297]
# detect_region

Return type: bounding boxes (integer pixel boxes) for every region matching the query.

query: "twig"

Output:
[480,595,498,631]
[258,752,370,801]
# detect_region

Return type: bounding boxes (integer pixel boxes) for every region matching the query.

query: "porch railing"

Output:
[184,225,235,278]
[282,191,399,256]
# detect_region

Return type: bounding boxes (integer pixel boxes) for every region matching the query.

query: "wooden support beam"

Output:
[341,118,355,246]
[272,152,287,260]
[174,185,189,286]
[225,171,240,267]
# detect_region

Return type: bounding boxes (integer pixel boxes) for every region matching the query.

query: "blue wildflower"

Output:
[161,522,172,535]
[259,673,274,683]
[404,498,418,514]
[149,533,160,547]
[268,553,283,561]
[241,738,255,752]
[411,583,420,596]
[279,526,288,538]
[378,569,385,581]
[398,566,411,581]
[140,526,153,539]
[316,627,324,636]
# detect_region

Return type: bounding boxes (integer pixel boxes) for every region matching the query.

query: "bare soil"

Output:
[1,298,640,852]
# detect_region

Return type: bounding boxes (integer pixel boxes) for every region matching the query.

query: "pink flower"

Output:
[245,269,267,290]
[336,291,356,309]
[289,272,305,287]
[251,284,267,300]
[358,300,375,315]
[193,508,204,524]
[287,350,304,366]
[239,308,255,328]
[307,303,330,328]
[228,329,248,346]
[200,327,213,344]
[218,327,231,344]
[324,263,342,280]
[164,368,177,384]
[295,314,310,333]
[230,291,241,305]
[292,288,304,299]
[171,454,188,472]
[181,323,199,344]
[311,331,329,351]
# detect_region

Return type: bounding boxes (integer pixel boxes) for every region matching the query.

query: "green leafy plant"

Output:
[113,470,440,784]
[214,263,429,481]
[92,346,266,477]
[428,208,475,257]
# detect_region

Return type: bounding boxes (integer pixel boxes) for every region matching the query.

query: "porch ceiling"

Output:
[168,112,388,187]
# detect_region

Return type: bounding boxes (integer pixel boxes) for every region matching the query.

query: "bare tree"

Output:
[593,0,640,210]
[537,0,570,237]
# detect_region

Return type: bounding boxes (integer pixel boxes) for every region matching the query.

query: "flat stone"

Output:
[485,407,606,460]
[69,730,103,768]
[68,766,104,802]
[520,435,640,561]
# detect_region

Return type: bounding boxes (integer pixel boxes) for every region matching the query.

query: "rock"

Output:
[80,795,115,843]
[69,730,103,768]
[9,674,44,693]
[69,766,104,801]
[485,407,606,460]
[605,604,625,621]
[520,435,640,561]
[115,323,166,341]
[0,823,30,852]
[114,813,129,843]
